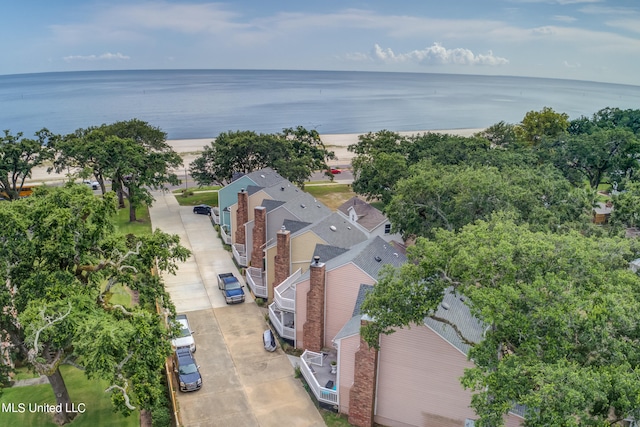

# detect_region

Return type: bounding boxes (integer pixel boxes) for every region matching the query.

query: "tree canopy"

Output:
[362,215,640,426]
[0,185,190,424]
[54,119,183,221]
[0,129,55,200]
[189,126,335,187]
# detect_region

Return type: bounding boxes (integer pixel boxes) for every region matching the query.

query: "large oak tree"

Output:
[362,215,640,426]
[0,185,189,424]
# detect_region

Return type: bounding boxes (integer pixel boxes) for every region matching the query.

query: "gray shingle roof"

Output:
[423,288,485,355]
[283,192,333,224]
[262,199,285,212]
[338,196,388,232]
[245,167,286,188]
[352,284,374,317]
[282,219,312,234]
[312,244,349,264]
[263,181,305,202]
[306,212,368,248]
[333,315,363,341]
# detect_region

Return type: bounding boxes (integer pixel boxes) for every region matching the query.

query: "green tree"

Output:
[52,127,112,193]
[348,130,409,203]
[56,120,183,221]
[384,162,507,239]
[0,129,56,200]
[189,126,335,187]
[0,185,190,424]
[362,215,640,426]
[548,128,640,189]
[516,107,569,145]
[99,120,182,221]
[475,121,520,147]
[611,181,640,229]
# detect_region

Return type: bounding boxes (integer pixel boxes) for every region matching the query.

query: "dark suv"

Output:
[174,348,202,392]
[193,204,212,215]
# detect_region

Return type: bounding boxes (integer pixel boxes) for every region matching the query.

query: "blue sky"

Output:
[3,0,640,85]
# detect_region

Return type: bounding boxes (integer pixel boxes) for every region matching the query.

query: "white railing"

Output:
[268,303,295,340]
[212,208,220,225]
[246,267,267,298]
[300,350,338,405]
[273,268,301,312]
[232,244,247,267]
[219,225,232,245]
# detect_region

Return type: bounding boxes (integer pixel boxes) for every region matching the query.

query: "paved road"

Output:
[149,190,325,427]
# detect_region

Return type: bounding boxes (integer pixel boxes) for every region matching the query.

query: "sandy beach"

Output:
[26,128,484,183]
[166,128,484,170]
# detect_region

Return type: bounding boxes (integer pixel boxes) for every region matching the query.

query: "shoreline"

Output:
[165,128,485,168]
[26,128,484,183]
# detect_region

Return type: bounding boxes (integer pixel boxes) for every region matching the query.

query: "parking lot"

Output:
[149,191,325,427]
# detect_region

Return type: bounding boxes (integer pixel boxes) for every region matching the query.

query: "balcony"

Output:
[246,267,267,298]
[232,243,247,267]
[273,268,301,312]
[219,224,232,245]
[268,302,295,340]
[299,350,338,405]
[211,207,220,225]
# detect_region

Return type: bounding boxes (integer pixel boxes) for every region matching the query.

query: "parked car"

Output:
[263,329,277,352]
[217,273,245,304]
[193,204,212,215]
[174,347,202,392]
[83,180,99,190]
[171,314,196,352]
[329,168,341,174]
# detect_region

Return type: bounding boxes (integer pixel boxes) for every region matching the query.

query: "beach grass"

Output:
[173,188,219,207]
[112,201,152,236]
[0,365,139,427]
[304,183,356,211]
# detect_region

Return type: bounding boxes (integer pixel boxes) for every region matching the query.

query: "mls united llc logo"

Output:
[1,402,86,413]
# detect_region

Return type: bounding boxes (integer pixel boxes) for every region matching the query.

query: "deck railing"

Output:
[246,267,267,298]
[268,303,295,340]
[232,243,247,267]
[219,225,232,245]
[273,268,301,312]
[300,350,338,405]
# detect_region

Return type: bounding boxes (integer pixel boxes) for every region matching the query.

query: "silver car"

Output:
[172,314,196,352]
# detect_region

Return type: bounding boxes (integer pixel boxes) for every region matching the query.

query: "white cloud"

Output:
[579,5,638,15]
[368,43,509,66]
[509,0,601,4]
[552,15,577,23]
[63,52,130,62]
[606,19,640,34]
[563,60,581,68]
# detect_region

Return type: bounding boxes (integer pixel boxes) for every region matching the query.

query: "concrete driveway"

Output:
[149,190,325,427]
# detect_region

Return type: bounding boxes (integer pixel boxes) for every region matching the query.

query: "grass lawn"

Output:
[173,188,219,207]
[112,201,152,236]
[322,410,352,426]
[0,365,139,427]
[304,183,356,211]
[12,367,40,381]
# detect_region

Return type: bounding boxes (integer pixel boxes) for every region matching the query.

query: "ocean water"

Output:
[1,69,639,140]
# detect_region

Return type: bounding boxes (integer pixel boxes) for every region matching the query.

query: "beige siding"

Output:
[337,334,359,414]
[228,189,269,243]
[266,231,324,300]
[375,325,477,427]
[291,231,325,275]
[324,264,374,348]
[295,279,310,349]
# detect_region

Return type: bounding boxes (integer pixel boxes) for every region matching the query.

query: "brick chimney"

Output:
[348,319,379,427]
[273,226,291,288]
[303,256,325,352]
[251,206,266,268]
[235,188,248,245]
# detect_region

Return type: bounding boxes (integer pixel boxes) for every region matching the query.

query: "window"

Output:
[384,223,391,234]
